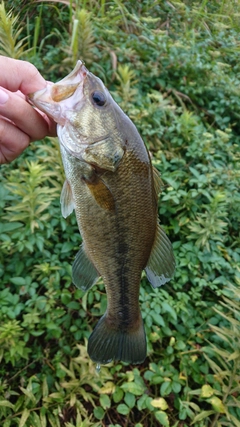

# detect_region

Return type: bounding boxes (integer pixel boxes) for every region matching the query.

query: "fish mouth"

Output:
[28,60,88,124]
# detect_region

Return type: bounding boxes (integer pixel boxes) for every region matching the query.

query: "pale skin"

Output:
[0,56,56,164]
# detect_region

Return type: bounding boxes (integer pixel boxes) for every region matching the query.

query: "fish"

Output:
[29,60,175,365]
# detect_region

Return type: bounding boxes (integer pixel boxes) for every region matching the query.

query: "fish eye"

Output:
[91,91,106,107]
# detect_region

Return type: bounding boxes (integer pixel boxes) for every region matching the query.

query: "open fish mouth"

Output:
[28,60,88,125]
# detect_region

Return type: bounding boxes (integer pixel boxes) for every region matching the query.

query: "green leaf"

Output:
[137,394,149,411]
[19,386,36,404]
[121,382,145,395]
[9,277,26,285]
[30,411,42,427]
[124,392,136,409]
[117,403,130,415]
[19,408,30,427]
[99,381,115,395]
[206,396,225,413]
[161,302,177,321]
[40,408,47,427]
[151,312,165,326]
[154,410,169,426]
[100,394,111,410]
[0,400,14,409]
[172,381,181,393]
[191,410,215,424]
[93,406,105,420]
[42,376,49,398]
[61,242,74,253]
[0,222,23,233]
[160,381,172,396]
[112,386,124,403]
[228,413,240,427]
[200,384,214,398]
[150,397,168,410]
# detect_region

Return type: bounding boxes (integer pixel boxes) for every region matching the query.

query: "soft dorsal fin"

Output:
[145,224,175,288]
[60,180,75,218]
[153,166,164,195]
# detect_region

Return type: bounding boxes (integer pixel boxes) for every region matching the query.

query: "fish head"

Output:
[29,61,124,158]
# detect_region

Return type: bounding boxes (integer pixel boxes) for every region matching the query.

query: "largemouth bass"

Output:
[30,61,175,365]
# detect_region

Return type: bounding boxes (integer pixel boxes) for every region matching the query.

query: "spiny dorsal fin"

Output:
[145,224,175,288]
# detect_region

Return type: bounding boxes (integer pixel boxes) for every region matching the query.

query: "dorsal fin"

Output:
[153,167,164,195]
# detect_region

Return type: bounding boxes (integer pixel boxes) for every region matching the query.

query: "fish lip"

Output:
[28,85,51,104]
[28,61,86,102]
[57,60,87,85]
[29,84,63,123]
[29,61,88,124]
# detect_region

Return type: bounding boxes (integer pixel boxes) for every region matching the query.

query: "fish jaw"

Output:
[28,60,88,125]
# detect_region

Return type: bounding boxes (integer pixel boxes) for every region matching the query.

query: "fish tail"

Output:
[88,313,146,365]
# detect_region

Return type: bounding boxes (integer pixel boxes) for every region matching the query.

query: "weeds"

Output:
[0,2,29,58]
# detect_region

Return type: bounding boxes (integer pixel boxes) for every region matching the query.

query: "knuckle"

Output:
[0,118,8,143]
[21,60,39,80]
[27,62,39,79]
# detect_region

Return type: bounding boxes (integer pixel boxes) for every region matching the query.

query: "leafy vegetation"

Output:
[0,0,239,426]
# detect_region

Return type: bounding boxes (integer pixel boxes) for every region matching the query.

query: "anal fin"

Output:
[72,244,99,291]
[145,224,175,288]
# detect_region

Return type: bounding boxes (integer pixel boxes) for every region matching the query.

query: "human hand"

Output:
[0,56,57,164]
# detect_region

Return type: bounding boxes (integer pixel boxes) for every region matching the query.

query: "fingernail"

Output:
[0,89,9,105]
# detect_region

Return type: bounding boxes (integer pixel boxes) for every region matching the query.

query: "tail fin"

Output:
[87,314,146,365]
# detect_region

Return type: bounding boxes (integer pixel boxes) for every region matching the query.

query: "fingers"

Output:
[0,56,57,164]
[0,117,30,164]
[0,56,46,94]
[0,87,56,141]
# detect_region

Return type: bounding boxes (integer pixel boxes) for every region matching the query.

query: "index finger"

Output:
[0,56,47,94]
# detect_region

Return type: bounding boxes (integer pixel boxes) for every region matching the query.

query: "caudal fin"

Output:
[87,314,146,365]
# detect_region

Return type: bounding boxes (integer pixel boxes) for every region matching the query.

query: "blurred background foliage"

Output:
[0,0,239,426]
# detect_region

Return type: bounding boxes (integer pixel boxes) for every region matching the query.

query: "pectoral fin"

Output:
[145,225,175,288]
[60,180,75,218]
[72,244,99,291]
[86,177,115,211]
[82,138,124,172]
